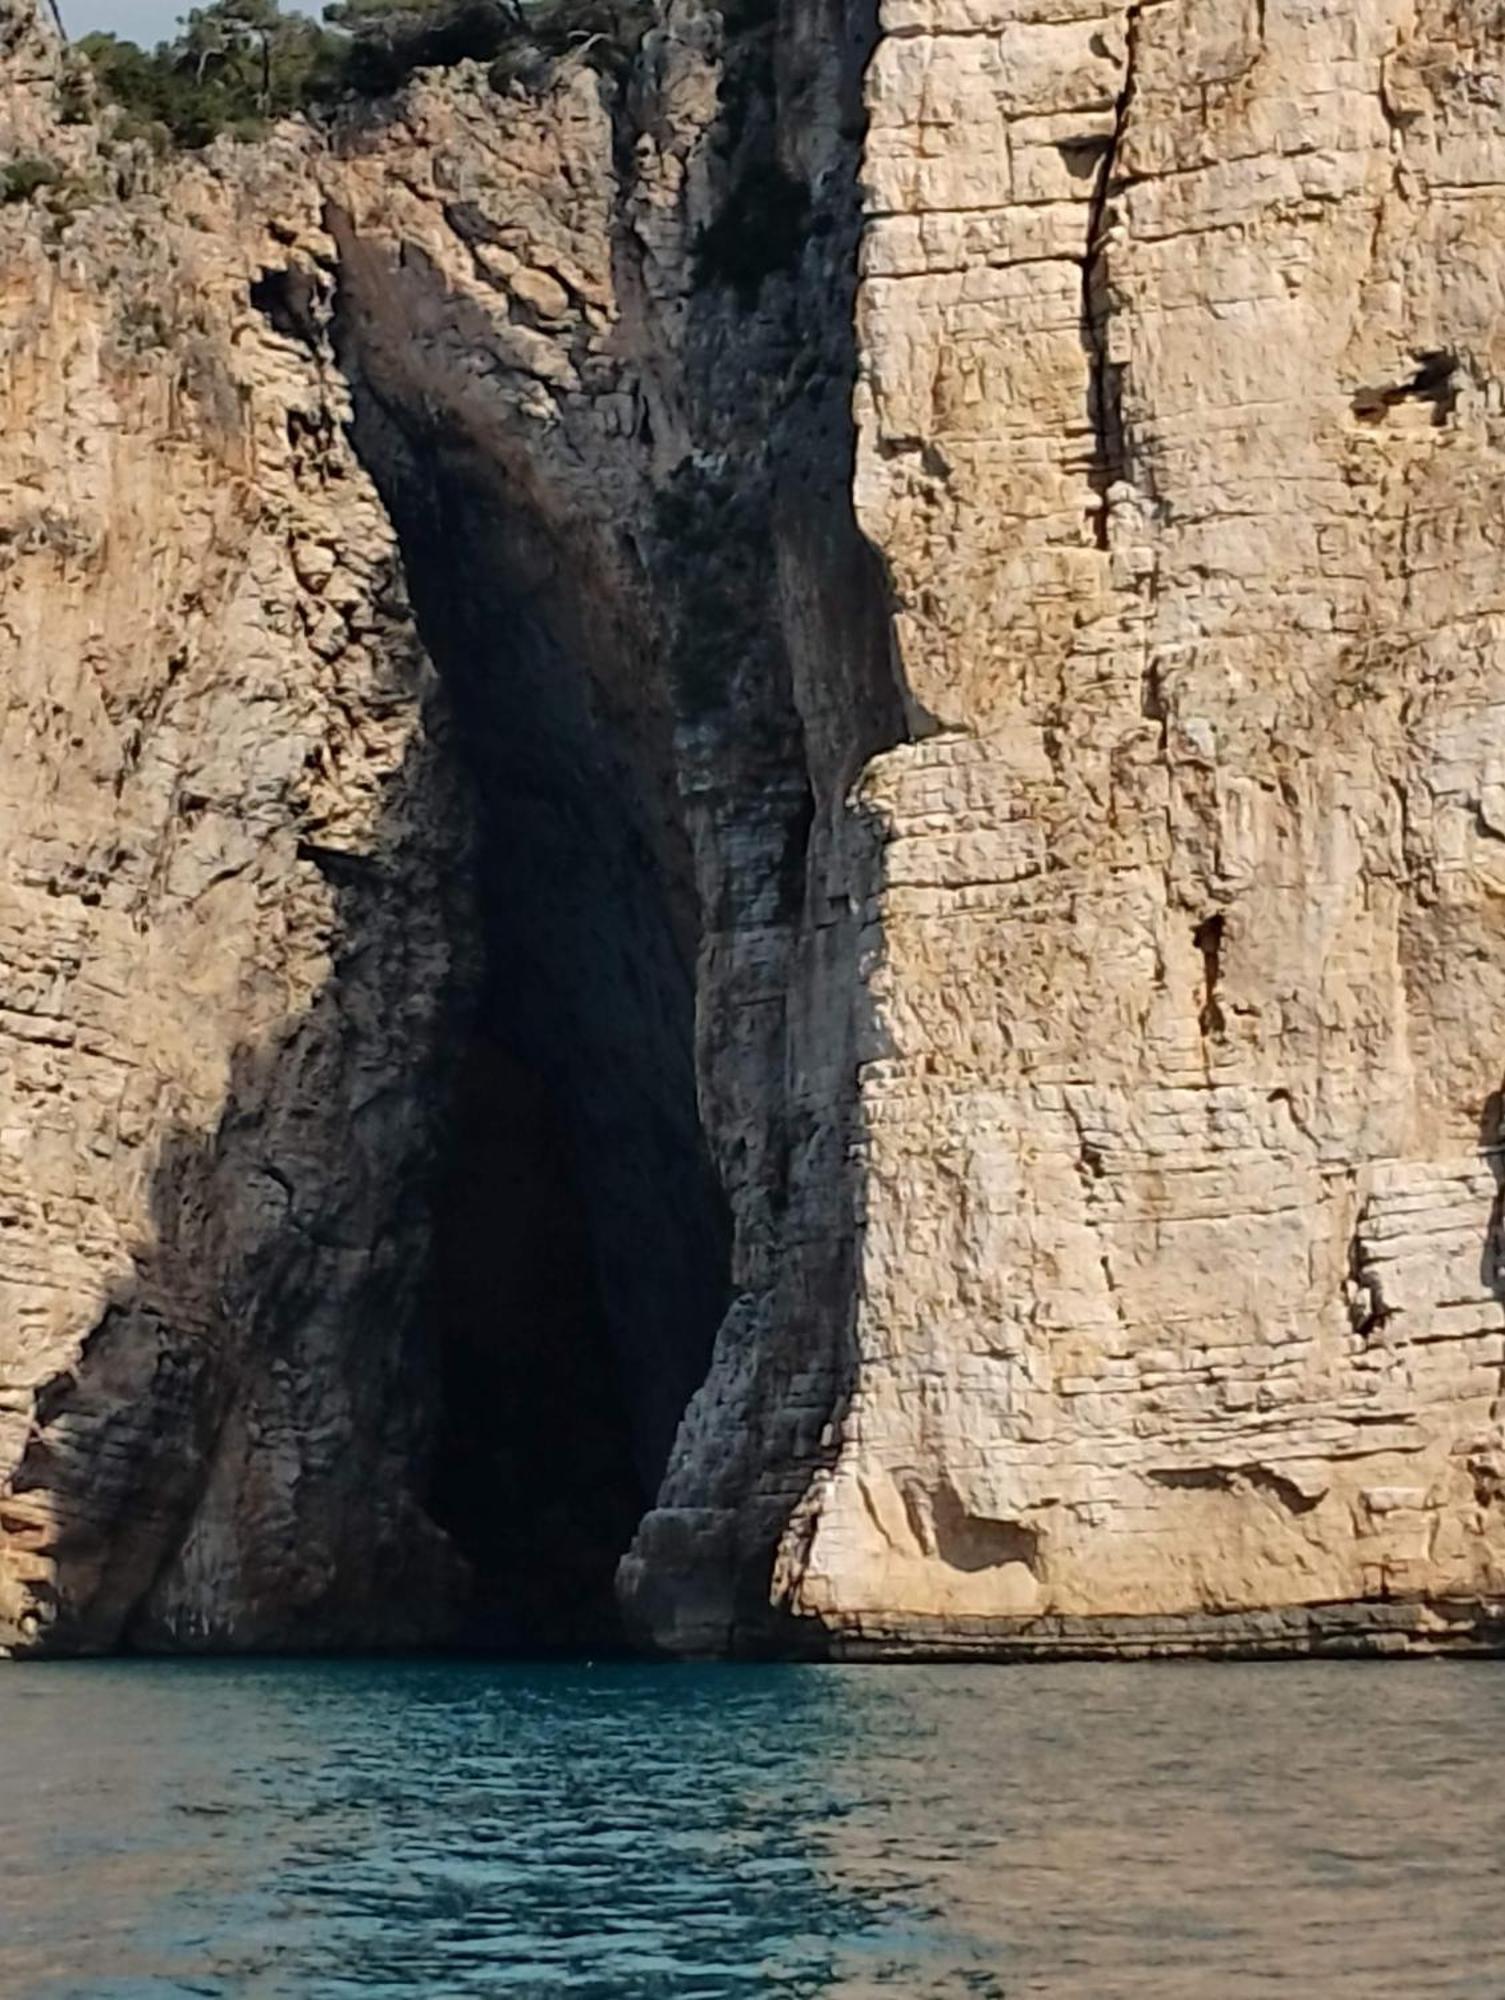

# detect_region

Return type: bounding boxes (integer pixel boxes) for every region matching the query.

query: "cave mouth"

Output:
[423,1026,652,1652]
[363,420,730,1654]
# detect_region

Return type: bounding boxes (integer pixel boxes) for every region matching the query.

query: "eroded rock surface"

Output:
[2,0,1504,1656]
[0,43,480,1647]
[759,0,1505,1649]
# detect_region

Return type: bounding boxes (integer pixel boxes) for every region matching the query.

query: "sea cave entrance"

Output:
[356,414,729,1653]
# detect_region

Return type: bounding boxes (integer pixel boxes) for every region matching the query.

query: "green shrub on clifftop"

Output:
[0,155,63,201]
[76,0,651,148]
[78,1,344,148]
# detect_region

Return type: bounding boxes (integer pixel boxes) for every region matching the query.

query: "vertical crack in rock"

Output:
[613,0,923,1657]
[1479,1091,1505,1312]
[1081,1,1142,550]
[1193,912,1226,1039]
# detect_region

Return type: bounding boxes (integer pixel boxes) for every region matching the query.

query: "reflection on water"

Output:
[0,1657,1502,1997]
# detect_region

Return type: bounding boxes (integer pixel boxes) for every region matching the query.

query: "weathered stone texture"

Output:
[0,10,731,1651]
[760,0,1505,1637]
[2,0,1504,1656]
[0,80,473,1647]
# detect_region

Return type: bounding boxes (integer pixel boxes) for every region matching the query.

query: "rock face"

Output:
[0,23,477,1648]
[780,0,1505,1653]
[2,0,1505,1656]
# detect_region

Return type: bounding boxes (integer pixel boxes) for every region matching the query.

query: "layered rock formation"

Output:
[2,0,1504,1656]
[763,0,1505,1656]
[0,7,474,1649]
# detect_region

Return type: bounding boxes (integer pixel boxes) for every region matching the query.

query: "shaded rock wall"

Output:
[0,78,472,1646]
[0,16,733,1650]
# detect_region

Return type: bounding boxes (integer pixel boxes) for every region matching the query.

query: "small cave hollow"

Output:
[364,429,730,1654]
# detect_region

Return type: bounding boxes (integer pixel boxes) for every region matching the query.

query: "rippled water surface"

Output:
[1,1657,1503,1997]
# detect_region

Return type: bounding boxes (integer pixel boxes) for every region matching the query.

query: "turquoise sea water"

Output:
[0,1658,1502,1998]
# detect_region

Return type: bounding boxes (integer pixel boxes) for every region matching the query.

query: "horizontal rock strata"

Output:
[635,0,1505,1652]
[1,0,1504,1655]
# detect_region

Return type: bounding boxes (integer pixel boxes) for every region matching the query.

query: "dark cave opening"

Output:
[424,1034,648,1649]
[353,415,730,1652]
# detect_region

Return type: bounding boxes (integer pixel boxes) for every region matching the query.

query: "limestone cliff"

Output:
[2,0,1504,1657]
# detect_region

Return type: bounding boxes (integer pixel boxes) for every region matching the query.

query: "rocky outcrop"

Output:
[756,0,1505,1654]
[0,31,477,1648]
[2,0,1504,1656]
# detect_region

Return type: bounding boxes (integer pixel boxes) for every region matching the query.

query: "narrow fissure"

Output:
[1194,912,1226,1039]
[1081,1,1142,549]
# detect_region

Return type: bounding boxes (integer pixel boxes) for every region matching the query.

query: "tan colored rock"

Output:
[0,66,474,1649]
[0,13,725,1652]
[750,0,1505,1644]
[3,0,1505,1658]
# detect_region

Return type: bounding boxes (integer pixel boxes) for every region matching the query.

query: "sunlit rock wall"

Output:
[0,29,472,1648]
[3,0,1504,1656]
[748,0,1505,1649]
